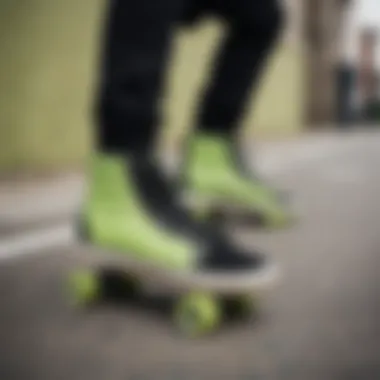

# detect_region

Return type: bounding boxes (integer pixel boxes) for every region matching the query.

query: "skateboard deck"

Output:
[67,245,278,337]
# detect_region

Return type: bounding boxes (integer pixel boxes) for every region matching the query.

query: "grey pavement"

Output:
[0,130,380,379]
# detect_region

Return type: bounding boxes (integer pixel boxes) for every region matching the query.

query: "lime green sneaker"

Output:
[78,152,276,278]
[79,153,197,271]
[183,133,294,228]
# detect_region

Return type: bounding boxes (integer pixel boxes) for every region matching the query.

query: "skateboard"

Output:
[67,248,277,337]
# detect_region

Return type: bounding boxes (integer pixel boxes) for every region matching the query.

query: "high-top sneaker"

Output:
[77,152,277,287]
[182,132,294,228]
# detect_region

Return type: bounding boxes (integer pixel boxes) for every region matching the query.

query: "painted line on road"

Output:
[0,224,74,262]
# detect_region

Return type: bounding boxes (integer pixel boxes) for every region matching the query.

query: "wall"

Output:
[0,0,304,173]
[304,0,352,125]
[0,0,105,172]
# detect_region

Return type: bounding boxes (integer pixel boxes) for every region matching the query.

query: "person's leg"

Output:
[184,0,293,227]
[96,0,185,153]
[198,0,283,134]
[80,0,274,288]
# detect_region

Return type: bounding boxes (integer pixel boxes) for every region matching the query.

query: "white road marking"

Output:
[0,224,74,262]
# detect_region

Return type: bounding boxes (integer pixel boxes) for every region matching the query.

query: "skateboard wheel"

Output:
[67,270,100,306]
[223,294,257,319]
[174,293,221,337]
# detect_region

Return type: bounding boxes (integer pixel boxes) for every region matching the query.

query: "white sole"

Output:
[77,243,280,296]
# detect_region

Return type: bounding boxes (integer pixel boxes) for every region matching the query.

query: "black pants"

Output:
[96,0,284,152]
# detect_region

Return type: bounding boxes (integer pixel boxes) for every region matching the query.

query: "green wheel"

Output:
[223,294,258,320]
[174,293,221,337]
[67,269,101,307]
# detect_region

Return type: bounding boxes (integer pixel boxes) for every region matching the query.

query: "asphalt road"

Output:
[1,132,380,380]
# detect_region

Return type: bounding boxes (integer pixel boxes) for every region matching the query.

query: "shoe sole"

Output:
[76,242,280,296]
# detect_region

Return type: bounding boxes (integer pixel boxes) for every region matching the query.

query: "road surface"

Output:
[0,132,380,380]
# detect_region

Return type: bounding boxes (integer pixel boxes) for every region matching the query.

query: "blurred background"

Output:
[0,0,379,173]
[0,1,379,379]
